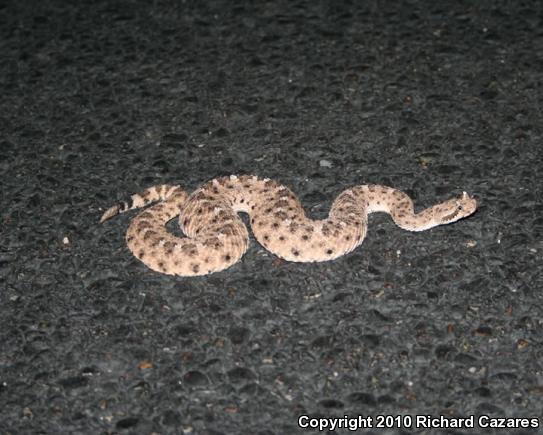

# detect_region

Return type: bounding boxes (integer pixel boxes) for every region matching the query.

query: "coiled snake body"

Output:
[101,175,477,276]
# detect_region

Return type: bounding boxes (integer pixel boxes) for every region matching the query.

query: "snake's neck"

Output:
[392,208,438,232]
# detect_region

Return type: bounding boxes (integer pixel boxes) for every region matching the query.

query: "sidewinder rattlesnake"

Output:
[101,175,477,276]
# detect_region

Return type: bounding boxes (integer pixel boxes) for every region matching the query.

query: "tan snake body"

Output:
[101,175,477,276]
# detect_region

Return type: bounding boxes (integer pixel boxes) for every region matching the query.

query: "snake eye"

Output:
[458,205,463,211]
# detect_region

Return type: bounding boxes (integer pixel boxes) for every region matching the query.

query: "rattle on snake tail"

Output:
[100,175,477,276]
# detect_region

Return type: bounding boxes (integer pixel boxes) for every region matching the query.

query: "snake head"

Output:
[438,191,477,224]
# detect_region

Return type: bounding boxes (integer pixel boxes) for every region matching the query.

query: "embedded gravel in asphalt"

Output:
[1,1,542,434]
